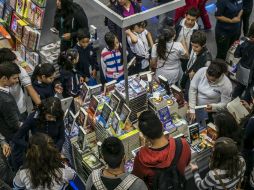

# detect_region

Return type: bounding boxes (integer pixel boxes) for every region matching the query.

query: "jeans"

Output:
[242,10,252,36]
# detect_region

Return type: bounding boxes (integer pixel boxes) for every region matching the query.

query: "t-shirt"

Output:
[123,3,135,17]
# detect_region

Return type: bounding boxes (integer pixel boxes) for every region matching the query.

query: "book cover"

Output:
[100,102,112,125]
[89,84,102,97]
[139,71,151,81]
[188,123,200,145]
[9,0,16,9]
[119,103,131,125]
[227,97,249,124]
[104,80,116,95]
[27,0,35,24]
[34,5,44,28]
[3,5,12,26]
[77,125,87,151]
[0,0,5,19]
[15,0,26,17]
[10,13,20,33]
[170,84,184,108]
[80,83,89,103]
[158,75,171,95]
[109,93,120,111]
[88,95,99,116]
[111,112,121,134]
[60,96,73,113]
[82,152,102,170]
[21,25,30,46]
[16,19,27,39]
[157,106,174,132]
[206,123,218,143]
[195,105,208,129]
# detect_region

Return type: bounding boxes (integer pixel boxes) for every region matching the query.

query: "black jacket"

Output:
[32,80,55,101]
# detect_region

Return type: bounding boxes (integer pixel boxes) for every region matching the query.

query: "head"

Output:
[105,32,120,51]
[101,137,125,169]
[157,26,176,60]
[210,137,241,178]
[0,62,20,87]
[0,48,17,64]
[138,110,163,141]
[248,22,254,40]
[32,63,56,84]
[56,0,73,10]
[130,21,148,34]
[184,7,199,28]
[190,31,206,54]
[58,49,79,71]
[117,0,129,6]
[77,29,91,48]
[24,133,64,189]
[206,60,228,84]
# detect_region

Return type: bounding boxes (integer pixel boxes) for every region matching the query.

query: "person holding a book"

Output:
[86,136,148,190]
[190,137,246,190]
[188,60,232,122]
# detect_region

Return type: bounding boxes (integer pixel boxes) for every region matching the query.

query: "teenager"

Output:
[86,137,147,190]
[132,111,191,189]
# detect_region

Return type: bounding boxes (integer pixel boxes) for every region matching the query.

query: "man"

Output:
[132,111,191,189]
[86,137,147,190]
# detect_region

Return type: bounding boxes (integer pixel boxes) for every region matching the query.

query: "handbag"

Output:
[214,170,243,190]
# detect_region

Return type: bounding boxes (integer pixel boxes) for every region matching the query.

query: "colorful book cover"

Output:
[188,123,200,145]
[119,103,131,125]
[10,13,20,33]
[15,0,26,17]
[88,95,99,116]
[104,80,116,95]
[157,106,175,132]
[80,83,89,103]
[0,0,5,18]
[27,0,36,24]
[109,93,120,111]
[34,5,44,28]
[89,84,102,97]
[3,5,13,26]
[9,0,16,9]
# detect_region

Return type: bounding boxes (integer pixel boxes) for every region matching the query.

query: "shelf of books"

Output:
[0,0,57,67]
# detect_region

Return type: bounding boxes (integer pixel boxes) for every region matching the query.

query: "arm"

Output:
[56,121,65,151]
[125,29,138,44]
[193,170,217,190]
[85,174,93,190]
[13,170,26,190]
[188,70,200,113]
[150,44,158,68]
[146,31,154,48]
[25,85,41,106]
[63,165,75,181]
[100,55,107,80]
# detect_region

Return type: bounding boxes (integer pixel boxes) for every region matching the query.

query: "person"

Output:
[86,137,148,190]
[188,60,232,122]
[74,30,98,84]
[108,0,141,40]
[32,63,57,101]
[54,0,89,51]
[215,0,243,60]
[242,0,253,36]
[126,21,154,74]
[132,110,191,189]
[150,26,188,84]
[182,30,212,100]
[13,133,75,190]
[190,137,246,190]
[0,48,41,120]
[232,23,254,102]
[59,48,82,97]
[104,0,117,27]
[101,32,124,83]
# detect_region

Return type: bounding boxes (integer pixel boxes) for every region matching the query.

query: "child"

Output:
[59,48,82,97]
[101,32,124,83]
[74,30,98,83]
[126,21,154,74]
[31,63,57,101]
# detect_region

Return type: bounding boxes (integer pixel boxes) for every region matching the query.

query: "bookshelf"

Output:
[0,0,58,66]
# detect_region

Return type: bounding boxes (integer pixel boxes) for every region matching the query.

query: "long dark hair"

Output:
[31,63,56,83]
[58,49,79,71]
[37,97,64,128]
[210,137,242,178]
[54,0,74,29]
[157,27,176,60]
[23,133,64,189]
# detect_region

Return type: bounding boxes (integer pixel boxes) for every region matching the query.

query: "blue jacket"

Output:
[32,80,55,101]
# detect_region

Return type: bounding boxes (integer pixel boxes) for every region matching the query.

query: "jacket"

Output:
[132,137,191,189]
[32,80,55,101]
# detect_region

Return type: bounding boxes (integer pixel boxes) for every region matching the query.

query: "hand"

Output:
[54,84,63,94]
[80,76,85,84]
[62,33,71,40]
[190,163,199,172]
[206,104,213,112]
[188,112,196,123]
[92,69,97,78]
[241,100,252,112]
[188,71,195,80]
[125,29,132,35]
[2,143,11,157]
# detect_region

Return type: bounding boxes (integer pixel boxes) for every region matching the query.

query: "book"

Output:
[188,123,200,145]
[171,84,184,108]
[119,103,131,125]
[127,57,136,69]
[77,125,87,151]
[89,84,102,97]
[158,75,171,95]
[88,95,99,116]
[227,97,249,124]
[27,0,36,24]
[206,122,217,143]
[66,110,79,134]
[3,5,12,26]
[0,0,5,18]
[99,102,112,126]
[104,80,116,95]
[60,96,73,113]
[195,105,208,129]
[10,13,20,33]
[80,83,89,103]
[82,152,103,170]
[109,93,120,111]
[139,71,151,81]
[9,0,16,9]
[111,112,121,134]
[15,0,26,17]
[33,0,47,7]
[157,106,175,132]
[16,19,28,39]
[34,5,44,28]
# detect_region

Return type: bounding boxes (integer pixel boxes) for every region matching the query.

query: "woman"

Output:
[54,0,89,51]
[151,26,188,84]
[13,133,75,190]
[215,0,243,60]
[188,60,232,122]
[190,137,246,190]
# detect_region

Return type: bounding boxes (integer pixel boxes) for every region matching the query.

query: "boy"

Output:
[126,21,154,74]
[74,30,98,83]
[182,31,212,100]
[86,137,147,190]
[132,111,191,189]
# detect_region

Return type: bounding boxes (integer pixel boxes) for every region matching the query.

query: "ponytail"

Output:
[58,48,79,71]
[31,63,56,83]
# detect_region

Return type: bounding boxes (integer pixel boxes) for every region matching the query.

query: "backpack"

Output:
[92,169,138,190]
[152,138,185,190]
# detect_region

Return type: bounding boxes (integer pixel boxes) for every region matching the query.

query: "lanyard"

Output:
[110,49,120,73]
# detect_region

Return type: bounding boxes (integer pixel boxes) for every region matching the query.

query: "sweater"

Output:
[132,137,191,189]
[189,67,232,113]
[0,88,19,142]
[32,80,55,101]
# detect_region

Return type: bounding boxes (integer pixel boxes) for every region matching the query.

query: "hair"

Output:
[190,31,207,46]
[101,137,125,169]
[248,22,254,38]
[58,49,79,71]
[210,137,242,178]
[0,62,20,79]
[186,7,200,18]
[157,26,176,60]
[37,97,64,128]
[138,110,163,139]
[104,32,117,50]
[0,48,17,63]
[129,20,148,30]
[206,59,228,78]
[31,63,55,83]
[77,29,90,41]
[213,111,242,148]
[24,133,64,189]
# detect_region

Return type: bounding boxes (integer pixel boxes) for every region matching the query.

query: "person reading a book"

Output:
[86,136,147,190]
[13,133,75,190]
[190,137,246,190]
[188,60,232,122]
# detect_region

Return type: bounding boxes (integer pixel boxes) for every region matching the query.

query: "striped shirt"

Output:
[101,48,124,82]
[193,156,246,190]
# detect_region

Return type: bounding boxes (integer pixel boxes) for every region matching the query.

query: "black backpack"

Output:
[152,138,185,190]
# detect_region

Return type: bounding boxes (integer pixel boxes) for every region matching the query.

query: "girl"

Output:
[59,48,82,98]
[190,137,246,190]
[151,26,188,84]
[13,133,75,190]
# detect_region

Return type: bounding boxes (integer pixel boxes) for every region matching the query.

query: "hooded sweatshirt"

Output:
[132,137,191,189]
[189,67,232,113]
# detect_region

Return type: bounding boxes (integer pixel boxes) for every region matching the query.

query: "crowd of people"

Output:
[0,0,254,189]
